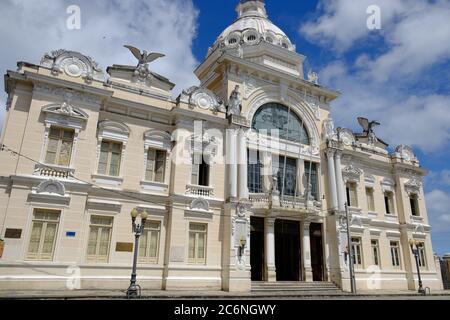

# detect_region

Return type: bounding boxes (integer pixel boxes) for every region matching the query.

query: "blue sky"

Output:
[0,0,448,254]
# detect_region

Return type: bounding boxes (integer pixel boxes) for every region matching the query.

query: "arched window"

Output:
[252,103,310,145]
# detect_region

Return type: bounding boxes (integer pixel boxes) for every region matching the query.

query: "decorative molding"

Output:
[394,145,417,163]
[40,49,105,82]
[28,180,70,205]
[185,198,213,218]
[342,164,363,183]
[98,120,130,142]
[34,83,102,106]
[178,86,226,113]
[364,174,376,188]
[381,177,396,193]
[144,129,172,151]
[338,128,356,147]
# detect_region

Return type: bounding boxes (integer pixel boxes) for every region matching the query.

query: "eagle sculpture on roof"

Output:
[124,45,165,68]
[357,117,381,145]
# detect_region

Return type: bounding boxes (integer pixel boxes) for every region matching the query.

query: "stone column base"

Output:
[266,266,277,282]
[304,267,314,282]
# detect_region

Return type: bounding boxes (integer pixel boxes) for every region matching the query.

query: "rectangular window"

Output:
[45,127,74,166]
[351,237,363,268]
[86,216,113,263]
[277,156,297,197]
[366,188,375,212]
[346,182,358,207]
[98,141,122,177]
[188,223,207,264]
[390,241,401,268]
[385,192,395,214]
[139,221,161,264]
[304,161,318,200]
[418,243,427,268]
[145,149,166,183]
[247,149,263,193]
[371,240,380,266]
[191,154,210,186]
[27,209,60,261]
[410,195,419,216]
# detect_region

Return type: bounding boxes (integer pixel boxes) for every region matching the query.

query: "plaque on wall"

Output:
[170,246,185,262]
[115,242,134,252]
[4,229,22,239]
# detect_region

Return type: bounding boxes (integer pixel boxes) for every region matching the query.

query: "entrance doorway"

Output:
[250,217,265,281]
[310,223,324,281]
[275,220,301,281]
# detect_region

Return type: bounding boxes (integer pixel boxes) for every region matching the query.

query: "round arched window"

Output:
[247,35,257,42]
[228,38,238,45]
[252,103,310,145]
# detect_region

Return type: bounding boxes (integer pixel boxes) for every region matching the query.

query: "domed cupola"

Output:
[208,0,295,57]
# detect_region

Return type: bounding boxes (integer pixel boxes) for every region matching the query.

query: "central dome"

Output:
[211,0,294,53]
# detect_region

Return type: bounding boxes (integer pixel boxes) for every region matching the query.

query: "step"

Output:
[251,282,342,293]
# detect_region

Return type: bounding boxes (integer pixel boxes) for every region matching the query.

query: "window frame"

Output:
[98,140,123,177]
[366,187,375,212]
[390,241,402,269]
[138,220,161,264]
[384,191,396,215]
[26,209,61,261]
[188,222,207,265]
[247,149,263,193]
[346,182,358,208]
[44,126,75,167]
[417,242,427,269]
[371,239,381,267]
[145,148,167,183]
[351,237,363,269]
[410,194,420,217]
[86,215,113,263]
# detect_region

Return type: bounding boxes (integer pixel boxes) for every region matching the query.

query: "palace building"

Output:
[0,0,443,292]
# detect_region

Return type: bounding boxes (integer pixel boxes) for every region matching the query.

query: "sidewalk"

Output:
[0,289,449,299]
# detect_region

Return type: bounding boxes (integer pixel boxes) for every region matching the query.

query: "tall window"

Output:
[390,241,401,268]
[45,127,74,166]
[27,209,60,261]
[145,149,166,183]
[98,141,122,177]
[248,149,263,193]
[410,194,420,216]
[191,154,210,186]
[188,223,207,264]
[346,182,358,207]
[366,188,375,212]
[305,161,318,200]
[277,156,297,196]
[351,237,363,268]
[418,243,427,268]
[384,192,395,214]
[371,240,380,266]
[252,103,310,145]
[86,216,113,263]
[139,221,161,264]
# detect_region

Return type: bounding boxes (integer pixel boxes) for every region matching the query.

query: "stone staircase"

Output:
[251,281,343,294]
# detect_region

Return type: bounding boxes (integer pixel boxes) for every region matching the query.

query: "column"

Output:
[237,129,248,200]
[297,158,305,197]
[302,221,313,282]
[227,129,237,199]
[326,149,338,211]
[334,151,346,212]
[265,218,276,282]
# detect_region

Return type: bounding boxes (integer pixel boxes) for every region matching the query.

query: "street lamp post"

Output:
[409,239,425,295]
[345,202,356,294]
[126,208,148,299]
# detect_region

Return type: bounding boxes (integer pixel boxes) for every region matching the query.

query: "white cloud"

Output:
[0,0,200,126]
[302,0,450,152]
[425,189,450,232]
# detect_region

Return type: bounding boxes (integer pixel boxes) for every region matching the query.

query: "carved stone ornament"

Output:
[35,180,66,196]
[307,70,319,84]
[34,83,101,106]
[322,118,337,141]
[227,85,243,117]
[189,198,211,212]
[40,49,104,82]
[178,86,226,113]
[405,177,422,195]
[395,145,417,162]
[338,128,356,146]
[342,164,363,182]
[42,96,89,121]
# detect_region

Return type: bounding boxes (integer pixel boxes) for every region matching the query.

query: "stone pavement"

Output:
[0,289,449,300]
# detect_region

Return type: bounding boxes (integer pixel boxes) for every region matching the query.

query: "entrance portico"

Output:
[250,216,325,283]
